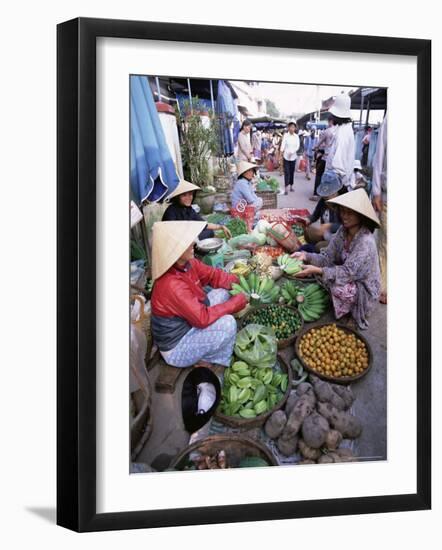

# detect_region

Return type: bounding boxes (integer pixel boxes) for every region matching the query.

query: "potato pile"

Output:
[264,374,362,463]
[298,324,369,379]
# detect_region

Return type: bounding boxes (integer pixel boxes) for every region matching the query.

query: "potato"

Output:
[335,447,357,462]
[312,378,346,410]
[277,434,299,457]
[317,454,335,464]
[301,412,330,449]
[317,402,362,439]
[325,429,343,451]
[296,382,313,396]
[326,452,342,462]
[282,393,316,439]
[264,410,287,439]
[284,391,299,416]
[298,439,321,461]
[298,459,316,465]
[330,384,355,410]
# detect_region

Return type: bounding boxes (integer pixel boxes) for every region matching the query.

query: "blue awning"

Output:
[130,75,180,203]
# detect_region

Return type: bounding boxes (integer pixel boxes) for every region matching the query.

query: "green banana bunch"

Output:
[230,273,280,304]
[277,253,303,275]
[297,283,329,322]
[280,280,305,305]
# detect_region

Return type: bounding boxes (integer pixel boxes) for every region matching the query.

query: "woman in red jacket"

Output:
[150,221,248,368]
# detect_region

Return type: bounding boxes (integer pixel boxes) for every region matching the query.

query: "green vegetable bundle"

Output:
[218,359,287,418]
[225,217,247,237]
[264,177,280,193]
[206,212,231,225]
[243,305,302,341]
[230,273,280,305]
[234,324,277,369]
[277,253,303,275]
[256,179,272,192]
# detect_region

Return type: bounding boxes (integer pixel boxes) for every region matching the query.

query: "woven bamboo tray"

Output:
[214,353,292,430]
[294,322,373,385]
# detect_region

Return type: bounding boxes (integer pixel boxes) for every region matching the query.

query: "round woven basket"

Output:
[214,354,292,430]
[294,322,373,385]
[240,304,304,350]
[169,434,278,470]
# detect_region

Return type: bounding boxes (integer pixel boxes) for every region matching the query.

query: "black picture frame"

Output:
[57,17,431,532]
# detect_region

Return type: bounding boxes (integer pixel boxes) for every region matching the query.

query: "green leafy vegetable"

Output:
[234,324,277,369]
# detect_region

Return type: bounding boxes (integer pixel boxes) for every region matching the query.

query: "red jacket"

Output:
[151,259,247,329]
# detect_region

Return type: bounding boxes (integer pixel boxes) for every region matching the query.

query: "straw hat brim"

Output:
[326,188,380,227]
[166,179,200,201]
[152,221,207,280]
[237,161,258,177]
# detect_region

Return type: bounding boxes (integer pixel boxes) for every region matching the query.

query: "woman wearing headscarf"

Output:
[231,161,263,211]
[162,179,232,240]
[237,119,253,162]
[292,189,381,329]
[151,221,248,368]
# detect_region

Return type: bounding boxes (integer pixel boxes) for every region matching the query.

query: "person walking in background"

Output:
[280,121,300,195]
[371,114,388,304]
[303,126,317,180]
[252,128,262,164]
[237,119,253,162]
[311,117,336,201]
[296,128,305,172]
[361,126,372,167]
[326,93,355,190]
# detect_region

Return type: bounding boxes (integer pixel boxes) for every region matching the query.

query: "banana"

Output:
[231,283,246,295]
[239,275,250,294]
[263,278,274,294]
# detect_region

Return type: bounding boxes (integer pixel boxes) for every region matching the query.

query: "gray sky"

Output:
[256,82,355,117]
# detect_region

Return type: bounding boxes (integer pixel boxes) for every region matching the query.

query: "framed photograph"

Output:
[57,17,431,532]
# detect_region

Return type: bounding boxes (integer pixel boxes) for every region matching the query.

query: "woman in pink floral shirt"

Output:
[293,189,381,329]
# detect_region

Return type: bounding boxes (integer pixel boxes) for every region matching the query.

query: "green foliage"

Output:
[177,97,220,187]
[265,98,280,118]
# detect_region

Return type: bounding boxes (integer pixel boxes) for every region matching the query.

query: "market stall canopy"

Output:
[248,115,287,129]
[130,76,180,203]
[350,87,387,111]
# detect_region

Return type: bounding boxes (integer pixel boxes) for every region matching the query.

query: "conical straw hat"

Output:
[326,188,380,227]
[236,160,258,177]
[151,221,206,280]
[166,179,200,201]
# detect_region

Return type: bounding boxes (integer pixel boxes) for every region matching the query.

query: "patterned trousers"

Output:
[160,289,237,368]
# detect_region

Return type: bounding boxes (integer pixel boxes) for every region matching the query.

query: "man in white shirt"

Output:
[280,121,300,195]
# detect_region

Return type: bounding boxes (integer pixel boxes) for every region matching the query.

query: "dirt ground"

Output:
[135,166,387,470]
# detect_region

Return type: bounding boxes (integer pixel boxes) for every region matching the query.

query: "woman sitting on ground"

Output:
[231,161,263,211]
[303,170,347,251]
[162,179,231,240]
[151,221,248,368]
[293,189,381,330]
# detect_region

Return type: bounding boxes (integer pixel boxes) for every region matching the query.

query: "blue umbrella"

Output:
[130,75,180,203]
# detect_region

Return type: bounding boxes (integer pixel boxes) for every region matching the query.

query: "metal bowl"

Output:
[196,237,224,253]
